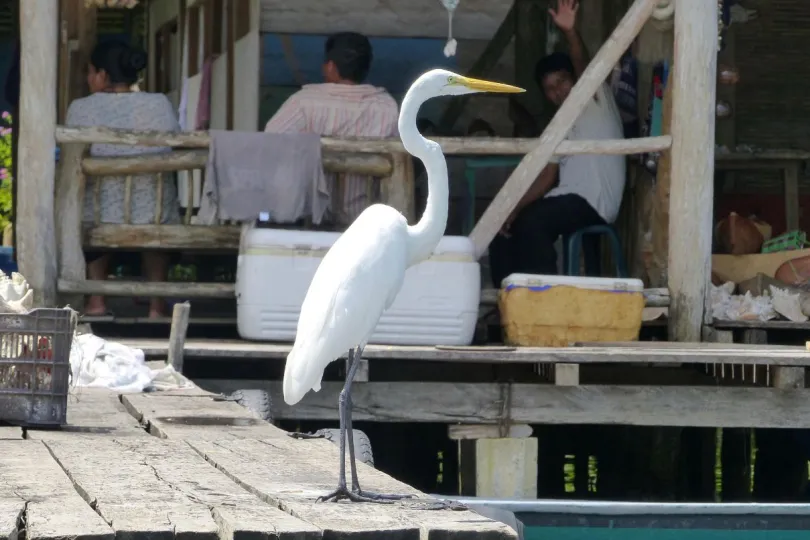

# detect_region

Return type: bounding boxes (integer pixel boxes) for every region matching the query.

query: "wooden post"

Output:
[54,143,88,309]
[455,426,538,499]
[17,0,59,307]
[168,301,191,374]
[469,0,659,258]
[667,0,717,342]
[382,152,415,223]
[650,66,674,288]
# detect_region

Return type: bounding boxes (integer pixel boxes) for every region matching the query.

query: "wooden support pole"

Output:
[667,0,718,342]
[17,0,59,307]
[168,301,191,374]
[469,0,659,258]
[54,143,88,309]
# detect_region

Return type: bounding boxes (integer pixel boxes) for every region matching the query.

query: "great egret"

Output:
[283,69,524,504]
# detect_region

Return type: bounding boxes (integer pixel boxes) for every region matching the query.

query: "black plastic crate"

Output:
[0,308,76,427]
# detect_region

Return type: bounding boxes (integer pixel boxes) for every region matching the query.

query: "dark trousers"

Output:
[489,194,605,287]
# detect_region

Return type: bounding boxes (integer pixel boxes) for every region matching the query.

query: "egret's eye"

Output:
[447,76,459,85]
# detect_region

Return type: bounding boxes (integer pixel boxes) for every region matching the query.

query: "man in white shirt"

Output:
[489,0,626,286]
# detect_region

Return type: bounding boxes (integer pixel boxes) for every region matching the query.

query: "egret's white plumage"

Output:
[283,204,409,405]
[281,68,523,503]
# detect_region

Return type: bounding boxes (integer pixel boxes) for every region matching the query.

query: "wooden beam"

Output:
[668,1,718,341]
[437,4,516,131]
[58,279,235,298]
[84,224,240,250]
[200,380,810,429]
[18,0,59,307]
[55,126,671,156]
[122,338,810,365]
[81,150,393,176]
[55,143,88,308]
[469,0,659,258]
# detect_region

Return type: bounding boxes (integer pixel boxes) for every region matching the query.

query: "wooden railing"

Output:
[53,125,671,305]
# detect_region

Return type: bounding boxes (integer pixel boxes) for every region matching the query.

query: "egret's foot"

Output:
[287,431,324,440]
[316,486,397,504]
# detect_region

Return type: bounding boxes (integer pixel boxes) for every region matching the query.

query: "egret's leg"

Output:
[344,346,413,502]
[315,349,352,502]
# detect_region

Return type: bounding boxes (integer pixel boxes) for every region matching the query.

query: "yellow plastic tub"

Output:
[498,273,645,347]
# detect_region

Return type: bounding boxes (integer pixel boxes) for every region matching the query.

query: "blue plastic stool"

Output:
[563,224,628,278]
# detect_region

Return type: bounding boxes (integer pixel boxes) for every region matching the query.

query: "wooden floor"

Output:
[0,385,514,540]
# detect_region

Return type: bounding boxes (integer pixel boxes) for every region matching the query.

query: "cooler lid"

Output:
[242,227,475,260]
[502,273,644,293]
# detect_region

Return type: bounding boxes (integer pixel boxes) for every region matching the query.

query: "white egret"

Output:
[283,69,524,504]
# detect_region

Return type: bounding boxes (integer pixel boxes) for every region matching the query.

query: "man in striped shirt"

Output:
[264,32,399,226]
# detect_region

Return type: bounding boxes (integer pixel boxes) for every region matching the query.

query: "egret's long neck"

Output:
[399,88,449,266]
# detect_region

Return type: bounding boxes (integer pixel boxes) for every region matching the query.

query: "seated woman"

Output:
[66,40,181,318]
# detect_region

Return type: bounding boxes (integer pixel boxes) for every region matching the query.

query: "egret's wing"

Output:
[286,207,408,398]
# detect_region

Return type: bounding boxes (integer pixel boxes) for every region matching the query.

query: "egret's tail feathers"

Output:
[282,347,326,406]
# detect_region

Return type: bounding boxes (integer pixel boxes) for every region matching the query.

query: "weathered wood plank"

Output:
[121,338,810,366]
[121,391,283,441]
[0,440,114,540]
[0,497,22,540]
[124,392,516,539]
[55,125,670,156]
[27,389,148,440]
[45,437,320,540]
[58,279,235,298]
[82,149,393,177]
[0,427,22,440]
[197,380,810,429]
[84,224,240,250]
[189,438,516,540]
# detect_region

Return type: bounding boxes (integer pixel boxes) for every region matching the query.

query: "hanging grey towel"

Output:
[198,129,329,225]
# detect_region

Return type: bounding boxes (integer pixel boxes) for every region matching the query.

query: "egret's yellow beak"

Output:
[459,76,525,93]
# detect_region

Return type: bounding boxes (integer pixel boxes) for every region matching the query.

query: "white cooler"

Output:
[235,226,480,345]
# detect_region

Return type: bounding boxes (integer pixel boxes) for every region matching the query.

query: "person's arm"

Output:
[264,94,307,133]
[549,0,588,78]
[515,162,559,212]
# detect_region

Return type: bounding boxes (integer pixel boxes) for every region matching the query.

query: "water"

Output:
[440,497,810,540]
[523,528,810,540]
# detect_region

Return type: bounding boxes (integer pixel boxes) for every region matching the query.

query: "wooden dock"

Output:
[0,386,516,540]
[114,338,810,429]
